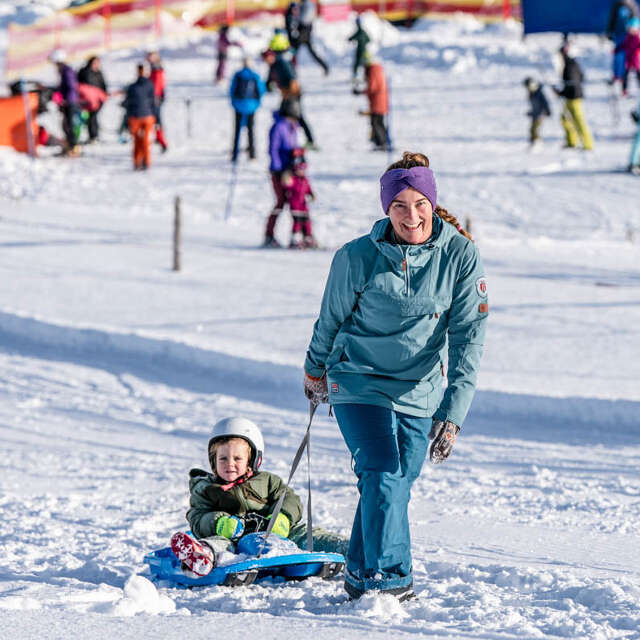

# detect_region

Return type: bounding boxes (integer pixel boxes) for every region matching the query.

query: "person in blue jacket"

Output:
[263,99,300,247]
[303,151,488,602]
[229,57,266,163]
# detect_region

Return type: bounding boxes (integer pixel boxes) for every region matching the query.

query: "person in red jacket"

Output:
[355,56,389,151]
[146,51,168,152]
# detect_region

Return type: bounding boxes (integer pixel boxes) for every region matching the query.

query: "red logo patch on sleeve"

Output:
[331,383,339,393]
[478,303,489,313]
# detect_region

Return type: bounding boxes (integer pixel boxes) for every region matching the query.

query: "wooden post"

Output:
[173,196,182,272]
[185,98,192,138]
[465,215,472,237]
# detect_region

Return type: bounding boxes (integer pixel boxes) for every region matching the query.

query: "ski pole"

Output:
[258,401,317,557]
[224,113,246,221]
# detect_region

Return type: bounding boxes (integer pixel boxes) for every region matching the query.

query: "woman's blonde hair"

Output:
[385,152,473,241]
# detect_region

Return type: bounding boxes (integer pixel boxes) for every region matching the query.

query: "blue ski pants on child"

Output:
[333,403,431,593]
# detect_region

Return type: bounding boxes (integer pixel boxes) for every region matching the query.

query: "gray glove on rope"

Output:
[428,420,460,464]
[303,372,328,405]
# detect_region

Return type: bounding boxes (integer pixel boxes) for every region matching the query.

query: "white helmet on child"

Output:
[208,417,264,471]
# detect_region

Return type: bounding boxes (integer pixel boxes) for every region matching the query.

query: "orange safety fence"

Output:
[0,93,39,154]
[3,0,521,81]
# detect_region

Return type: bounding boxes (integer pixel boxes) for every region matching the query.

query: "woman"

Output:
[303,152,488,601]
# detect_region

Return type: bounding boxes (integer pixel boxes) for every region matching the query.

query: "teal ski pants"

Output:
[630,123,640,168]
[333,403,431,593]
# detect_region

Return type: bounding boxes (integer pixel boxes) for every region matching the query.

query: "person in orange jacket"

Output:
[354,56,389,151]
[146,51,168,152]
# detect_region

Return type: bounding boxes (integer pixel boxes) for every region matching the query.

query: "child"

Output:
[284,148,317,249]
[616,18,640,95]
[523,77,551,147]
[170,417,347,578]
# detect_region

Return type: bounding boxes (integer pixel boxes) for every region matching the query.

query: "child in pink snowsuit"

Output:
[284,149,317,248]
[617,18,640,94]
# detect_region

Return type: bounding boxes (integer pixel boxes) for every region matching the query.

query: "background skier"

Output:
[295,0,329,74]
[49,49,81,157]
[229,57,266,162]
[123,63,156,170]
[77,55,107,143]
[354,56,389,151]
[606,0,640,90]
[348,16,370,82]
[553,42,594,150]
[264,99,300,247]
[523,77,552,146]
[216,24,243,84]
[146,51,168,153]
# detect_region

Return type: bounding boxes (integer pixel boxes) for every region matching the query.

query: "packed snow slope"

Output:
[1,11,640,640]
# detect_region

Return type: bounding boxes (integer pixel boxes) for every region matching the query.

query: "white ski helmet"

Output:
[48,49,67,64]
[208,417,264,472]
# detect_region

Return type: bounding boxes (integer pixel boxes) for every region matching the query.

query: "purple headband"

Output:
[380,167,437,214]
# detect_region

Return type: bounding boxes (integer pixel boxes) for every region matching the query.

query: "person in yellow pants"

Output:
[560,98,594,150]
[554,41,594,150]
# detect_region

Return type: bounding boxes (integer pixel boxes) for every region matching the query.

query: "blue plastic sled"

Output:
[144,533,345,588]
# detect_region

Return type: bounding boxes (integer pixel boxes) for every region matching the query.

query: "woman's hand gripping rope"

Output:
[304,372,328,405]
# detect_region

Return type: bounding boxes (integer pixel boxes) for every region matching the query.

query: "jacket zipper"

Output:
[401,247,410,296]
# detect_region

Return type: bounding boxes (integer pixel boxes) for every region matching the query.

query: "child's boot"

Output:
[170,532,216,577]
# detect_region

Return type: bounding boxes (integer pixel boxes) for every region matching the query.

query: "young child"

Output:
[170,417,347,577]
[283,148,317,249]
[616,18,640,95]
[523,77,551,147]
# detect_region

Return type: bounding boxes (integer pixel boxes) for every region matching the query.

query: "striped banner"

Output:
[3,0,521,81]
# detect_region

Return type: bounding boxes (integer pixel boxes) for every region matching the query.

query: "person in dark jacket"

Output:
[348,16,370,81]
[523,77,551,146]
[77,55,107,142]
[169,417,347,578]
[553,43,594,150]
[285,3,302,53]
[49,49,81,156]
[263,46,316,147]
[123,63,156,170]
[295,0,329,74]
[229,58,266,162]
[264,99,300,247]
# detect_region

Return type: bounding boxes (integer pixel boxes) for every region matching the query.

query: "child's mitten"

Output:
[267,512,290,537]
[215,515,245,540]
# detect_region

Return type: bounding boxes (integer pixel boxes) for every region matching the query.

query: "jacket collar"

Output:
[369,215,449,264]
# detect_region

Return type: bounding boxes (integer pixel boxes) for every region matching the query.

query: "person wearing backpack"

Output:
[229,57,266,162]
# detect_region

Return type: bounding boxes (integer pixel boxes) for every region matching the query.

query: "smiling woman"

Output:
[303,151,488,602]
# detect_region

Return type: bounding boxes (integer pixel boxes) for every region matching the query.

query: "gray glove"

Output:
[428,420,460,464]
[303,373,328,405]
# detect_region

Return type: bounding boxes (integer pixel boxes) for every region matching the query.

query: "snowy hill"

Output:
[1,9,640,640]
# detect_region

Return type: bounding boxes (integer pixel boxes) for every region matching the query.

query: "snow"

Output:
[1,3,640,639]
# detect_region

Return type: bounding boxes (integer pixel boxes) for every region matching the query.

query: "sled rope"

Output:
[258,401,317,557]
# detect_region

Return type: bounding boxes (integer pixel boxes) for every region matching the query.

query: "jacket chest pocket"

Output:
[359,287,449,321]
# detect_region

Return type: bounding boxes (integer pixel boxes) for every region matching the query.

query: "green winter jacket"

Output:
[186,469,303,539]
[304,216,488,426]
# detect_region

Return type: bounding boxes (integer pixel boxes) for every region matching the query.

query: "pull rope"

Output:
[258,401,317,557]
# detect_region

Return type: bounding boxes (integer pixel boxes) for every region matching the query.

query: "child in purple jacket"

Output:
[283,148,317,248]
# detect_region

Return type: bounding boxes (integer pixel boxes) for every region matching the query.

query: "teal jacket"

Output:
[304,216,488,425]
